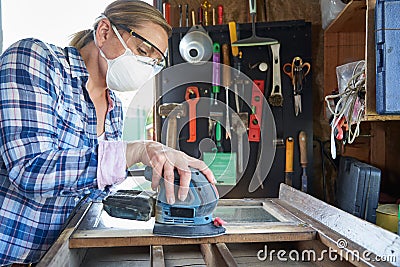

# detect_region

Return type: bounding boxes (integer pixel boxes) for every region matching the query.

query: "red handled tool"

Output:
[217,5,223,25]
[198,7,203,25]
[249,80,265,142]
[185,86,200,143]
[164,1,171,24]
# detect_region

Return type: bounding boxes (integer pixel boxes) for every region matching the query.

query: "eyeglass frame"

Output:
[110,22,168,68]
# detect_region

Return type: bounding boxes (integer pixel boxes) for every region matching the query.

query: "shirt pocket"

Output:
[56,101,86,147]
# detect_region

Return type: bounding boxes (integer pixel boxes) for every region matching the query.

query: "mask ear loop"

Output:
[93,13,131,53]
[93,29,111,63]
[94,14,107,26]
[111,25,131,52]
[92,15,132,62]
[92,13,109,46]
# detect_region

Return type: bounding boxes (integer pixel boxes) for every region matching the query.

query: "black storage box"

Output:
[335,156,381,223]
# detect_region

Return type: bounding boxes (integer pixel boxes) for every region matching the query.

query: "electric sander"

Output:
[143,166,225,237]
[103,166,225,237]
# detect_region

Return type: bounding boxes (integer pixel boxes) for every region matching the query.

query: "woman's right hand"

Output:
[126,141,216,204]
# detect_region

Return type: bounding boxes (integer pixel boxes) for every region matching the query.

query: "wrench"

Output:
[232,113,248,173]
[268,43,283,107]
[185,86,200,143]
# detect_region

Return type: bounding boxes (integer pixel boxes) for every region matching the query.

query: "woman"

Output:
[0,1,215,265]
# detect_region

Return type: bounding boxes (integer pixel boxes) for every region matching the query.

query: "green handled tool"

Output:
[212,43,221,106]
[204,120,237,186]
[213,121,223,152]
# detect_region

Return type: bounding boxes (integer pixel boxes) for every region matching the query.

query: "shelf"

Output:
[325,0,400,200]
[325,0,366,33]
[324,0,400,121]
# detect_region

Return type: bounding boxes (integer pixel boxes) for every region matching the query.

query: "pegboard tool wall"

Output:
[157,20,313,198]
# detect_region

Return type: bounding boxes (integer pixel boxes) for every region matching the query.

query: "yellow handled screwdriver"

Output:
[285,137,294,186]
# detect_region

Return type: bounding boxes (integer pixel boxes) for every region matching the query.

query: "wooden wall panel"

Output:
[167,0,252,27]
[383,121,400,197]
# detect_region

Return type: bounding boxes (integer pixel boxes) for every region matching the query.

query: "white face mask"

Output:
[95,25,163,92]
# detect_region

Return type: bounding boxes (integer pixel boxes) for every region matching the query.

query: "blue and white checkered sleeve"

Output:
[0,39,98,198]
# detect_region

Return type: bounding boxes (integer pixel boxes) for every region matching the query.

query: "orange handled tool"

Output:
[285,137,294,186]
[185,86,200,143]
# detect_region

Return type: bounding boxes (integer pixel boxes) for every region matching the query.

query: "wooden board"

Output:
[36,203,90,267]
[80,247,149,267]
[39,183,400,266]
[151,245,165,267]
[78,242,327,267]
[69,199,316,249]
[227,242,319,267]
[278,184,400,267]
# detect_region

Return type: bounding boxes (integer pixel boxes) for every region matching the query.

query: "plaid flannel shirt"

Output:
[0,38,123,265]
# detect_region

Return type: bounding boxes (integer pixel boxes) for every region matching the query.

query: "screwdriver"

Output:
[217,5,223,25]
[178,4,182,27]
[222,44,231,139]
[299,131,308,192]
[185,4,189,27]
[212,43,221,106]
[285,137,294,186]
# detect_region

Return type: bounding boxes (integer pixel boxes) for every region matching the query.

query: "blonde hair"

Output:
[69,0,172,49]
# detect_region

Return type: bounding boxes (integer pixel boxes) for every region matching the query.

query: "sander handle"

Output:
[128,168,145,177]
[143,166,219,208]
[143,166,213,187]
[130,166,216,198]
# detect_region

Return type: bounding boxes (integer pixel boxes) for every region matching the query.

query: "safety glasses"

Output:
[116,24,168,68]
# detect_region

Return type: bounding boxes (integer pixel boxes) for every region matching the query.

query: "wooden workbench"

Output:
[37,184,400,267]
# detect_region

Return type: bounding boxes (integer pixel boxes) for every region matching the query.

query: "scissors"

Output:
[283,57,311,116]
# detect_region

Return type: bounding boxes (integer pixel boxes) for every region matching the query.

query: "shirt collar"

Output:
[64,46,116,112]
[106,89,116,112]
[64,46,89,78]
